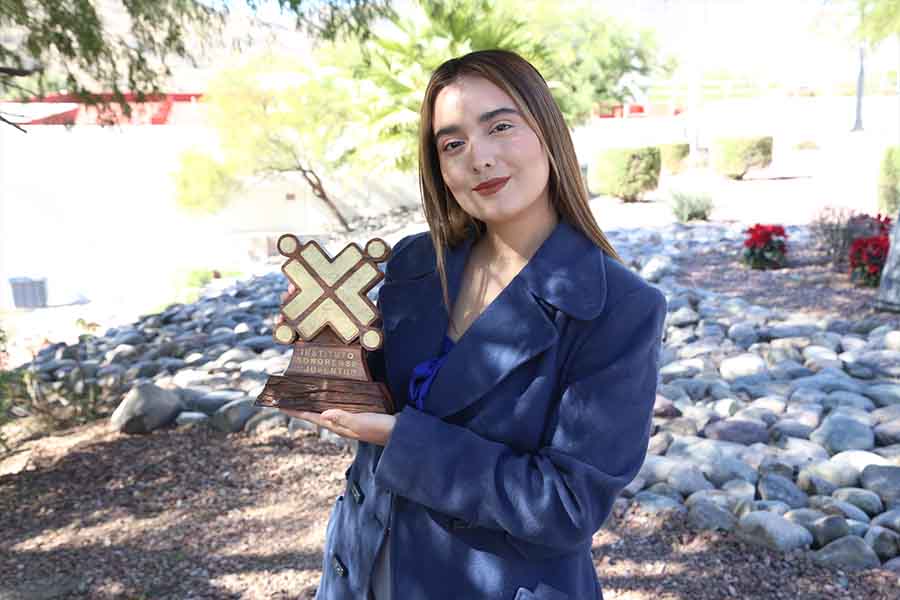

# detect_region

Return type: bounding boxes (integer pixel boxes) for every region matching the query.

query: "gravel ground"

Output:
[1,419,898,600]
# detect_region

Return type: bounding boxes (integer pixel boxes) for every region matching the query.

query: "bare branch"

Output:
[0,66,42,77]
[0,113,27,133]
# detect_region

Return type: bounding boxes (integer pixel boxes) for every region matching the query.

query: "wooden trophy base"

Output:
[254,330,395,414]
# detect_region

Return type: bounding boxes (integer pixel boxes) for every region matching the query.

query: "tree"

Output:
[355,0,670,171]
[173,47,368,230]
[174,0,668,222]
[0,0,394,129]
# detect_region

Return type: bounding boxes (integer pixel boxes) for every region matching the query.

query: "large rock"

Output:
[210,397,259,433]
[808,515,849,549]
[757,473,808,509]
[109,383,183,434]
[861,465,900,510]
[872,509,900,533]
[631,491,687,516]
[832,487,885,517]
[798,461,859,491]
[809,414,875,454]
[864,383,900,408]
[704,418,769,445]
[864,525,900,561]
[736,511,813,551]
[719,354,767,381]
[812,535,882,571]
[688,499,737,532]
[874,419,900,446]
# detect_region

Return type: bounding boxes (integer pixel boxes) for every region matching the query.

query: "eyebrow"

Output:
[433,107,520,141]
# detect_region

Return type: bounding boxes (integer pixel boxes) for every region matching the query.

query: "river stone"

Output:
[864,383,900,408]
[719,353,767,381]
[758,473,808,509]
[645,482,684,502]
[244,408,289,434]
[810,414,875,454]
[722,479,756,502]
[647,431,673,455]
[702,456,759,487]
[667,463,714,495]
[210,397,259,433]
[810,497,871,523]
[784,508,828,529]
[872,405,900,425]
[175,411,209,426]
[832,487,885,517]
[861,465,900,510]
[847,519,870,538]
[668,305,700,327]
[809,515,850,549]
[736,511,813,551]
[812,535,881,571]
[639,455,678,485]
[688,499,737,532]
[823,391,876,412]
[864,525,900,561]
[704,418,769,445]
[640,254,675,282]
[109,383,183,434]
[631,491,687,516]
[872,509,900,534]
[874,420,900,447]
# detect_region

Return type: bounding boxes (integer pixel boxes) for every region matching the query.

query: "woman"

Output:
[286,49,668,600]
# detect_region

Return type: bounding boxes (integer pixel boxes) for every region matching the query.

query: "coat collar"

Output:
[380,218,609,418]
[392,218,609,321]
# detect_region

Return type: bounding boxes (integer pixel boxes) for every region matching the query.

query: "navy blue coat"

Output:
[315,219,667,600]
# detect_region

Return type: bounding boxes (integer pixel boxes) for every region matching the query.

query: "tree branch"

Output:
[0,66,42,77]
[0,113,27,133]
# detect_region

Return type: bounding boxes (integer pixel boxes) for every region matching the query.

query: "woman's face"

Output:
[432,75,551,229]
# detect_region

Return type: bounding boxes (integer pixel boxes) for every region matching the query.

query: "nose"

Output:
[469,137,494,172]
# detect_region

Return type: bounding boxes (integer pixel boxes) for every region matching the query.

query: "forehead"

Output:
[432,76,517,130]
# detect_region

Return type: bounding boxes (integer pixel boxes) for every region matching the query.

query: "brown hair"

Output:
[417,49,622,313]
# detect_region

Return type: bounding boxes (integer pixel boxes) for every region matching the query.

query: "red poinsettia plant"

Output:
[742,224,788,269]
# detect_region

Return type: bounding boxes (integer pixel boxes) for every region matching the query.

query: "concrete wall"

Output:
[0,123,418,313]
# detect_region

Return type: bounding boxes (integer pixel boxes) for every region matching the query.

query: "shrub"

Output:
[587,146,661,202]
[793,140,819,151]
[810,207,892,272]
[660,143,690,174]
[711,136,773,179]
[879,145,900,217]
[669,191,713,222]
[850,234,890,287]
[0,327,18,452]
[742,224,788,269]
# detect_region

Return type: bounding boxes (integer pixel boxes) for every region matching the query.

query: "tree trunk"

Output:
[853,44,865,132]
[297,163,352,232]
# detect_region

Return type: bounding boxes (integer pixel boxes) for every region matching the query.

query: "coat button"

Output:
[350,481,364,505]
[331,552,347,578]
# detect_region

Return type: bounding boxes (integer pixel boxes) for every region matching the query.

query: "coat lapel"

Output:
[426,271,558,418]
[379,219,607,419]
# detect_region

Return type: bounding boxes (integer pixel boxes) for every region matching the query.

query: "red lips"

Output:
[472,176,510,194]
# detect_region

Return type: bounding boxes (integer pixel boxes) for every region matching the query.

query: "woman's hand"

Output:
[281,408,396,446]
[277,283,396,445]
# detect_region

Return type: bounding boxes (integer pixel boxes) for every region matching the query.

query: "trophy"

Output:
[254,234,395,414]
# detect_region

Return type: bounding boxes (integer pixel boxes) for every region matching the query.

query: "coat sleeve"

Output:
[373,284,667,555]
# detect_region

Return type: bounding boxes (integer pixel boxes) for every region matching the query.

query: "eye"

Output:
[441,140,464,152]
[491,122,513,134]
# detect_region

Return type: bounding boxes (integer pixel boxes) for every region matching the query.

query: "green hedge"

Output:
[879,146,900,217]
[660,143,690,174]
[587,146,660,202]
[711,136,773,179]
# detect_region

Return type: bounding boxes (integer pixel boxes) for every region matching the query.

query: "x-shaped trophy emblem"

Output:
[256,234,395,414]
[273,235,389,351]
